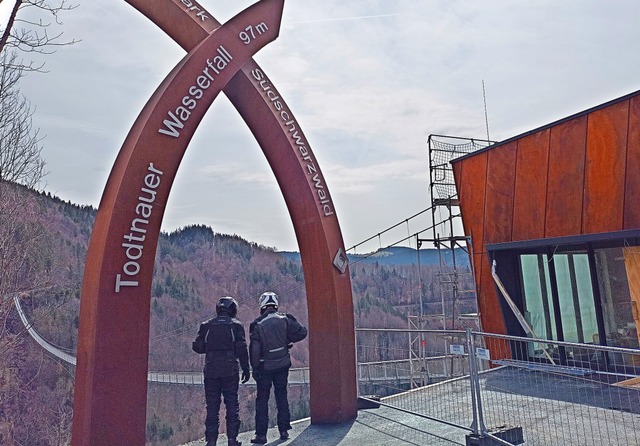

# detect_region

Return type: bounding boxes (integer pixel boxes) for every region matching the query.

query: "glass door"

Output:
[520,251,600,362]
[552,253,599,345]
[595,247,638,349]
[521,254,556,340]
[520,254,558,360]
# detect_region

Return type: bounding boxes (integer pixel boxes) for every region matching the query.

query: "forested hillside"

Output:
[0,182,476,445]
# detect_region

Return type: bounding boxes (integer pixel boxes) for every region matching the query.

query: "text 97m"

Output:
[239,22,269,45]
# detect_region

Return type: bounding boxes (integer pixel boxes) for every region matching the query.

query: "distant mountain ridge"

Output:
[279,245,471,267]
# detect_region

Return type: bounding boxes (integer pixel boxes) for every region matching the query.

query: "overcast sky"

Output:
[10,0,640,252]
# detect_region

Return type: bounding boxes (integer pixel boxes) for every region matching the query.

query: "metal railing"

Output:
[147,367,310,386]
[14,293,317,386]
[356,328,640,445]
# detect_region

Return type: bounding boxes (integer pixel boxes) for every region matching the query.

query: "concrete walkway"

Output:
[182,406,468,446]
[181,366,640,446]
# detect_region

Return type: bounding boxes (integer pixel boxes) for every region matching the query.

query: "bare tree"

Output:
[0,190,55,445]
[0,0,77,295]
[0,0,78,72]
[0,52,45,185]
[0,48,48,295]
[0,2,77,443]
[0,0,77,329]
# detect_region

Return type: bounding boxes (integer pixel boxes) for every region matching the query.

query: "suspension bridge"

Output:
[13,294,426,390]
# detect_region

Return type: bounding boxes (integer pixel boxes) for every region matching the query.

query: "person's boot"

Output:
[228,439,242,446]
[205,437,218,446]
[250,434,267,444]
[279,423,292,440]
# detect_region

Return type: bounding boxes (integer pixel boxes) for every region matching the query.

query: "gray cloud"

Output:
[12,0,640,251]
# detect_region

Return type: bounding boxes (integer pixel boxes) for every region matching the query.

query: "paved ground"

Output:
[181,366,640,446]
[182,407,469,446]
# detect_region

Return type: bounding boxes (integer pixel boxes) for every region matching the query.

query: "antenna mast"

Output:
[482,80,490,142]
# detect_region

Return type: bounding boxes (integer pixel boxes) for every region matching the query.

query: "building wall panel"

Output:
[583,101,628,233]
[454,151,488,254]
[483,141,517,244]
[512,129,550,241]
[545,116,587,238]
[625,96,640,229]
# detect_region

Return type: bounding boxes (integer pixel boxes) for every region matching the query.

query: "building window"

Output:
[553,253,598,345]
[595,247,639,349]
[521,254,556,340]
[520,252,599,344]
[518,244,640,353]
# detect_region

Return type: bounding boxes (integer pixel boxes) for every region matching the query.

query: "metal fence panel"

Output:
[356,329,476,435]
[473,332,640,446]
[356,328,640,445]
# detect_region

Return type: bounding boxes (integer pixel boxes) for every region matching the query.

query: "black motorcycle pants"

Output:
[204,374,241,441]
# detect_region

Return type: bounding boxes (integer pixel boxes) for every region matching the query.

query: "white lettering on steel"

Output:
[179,0,210,22]
[250,68,334,217]
[158,46,233,138]
[115,163,164,292]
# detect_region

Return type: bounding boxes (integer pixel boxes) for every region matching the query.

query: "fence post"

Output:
[467,332,526,446]
[473,335,488,435]
[466,329,486,436]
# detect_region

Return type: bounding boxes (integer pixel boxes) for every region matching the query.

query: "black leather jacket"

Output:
[192,315,249,378]
[249,308,307,372]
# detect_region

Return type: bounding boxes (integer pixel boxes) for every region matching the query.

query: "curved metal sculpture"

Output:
[72,1,357,444]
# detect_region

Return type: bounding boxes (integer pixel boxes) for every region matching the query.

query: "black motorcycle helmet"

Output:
[216,296,238,318]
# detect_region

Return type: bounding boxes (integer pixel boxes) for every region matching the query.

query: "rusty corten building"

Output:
[452,90,640,360]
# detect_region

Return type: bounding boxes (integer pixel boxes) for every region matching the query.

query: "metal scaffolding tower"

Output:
[408,134,492,386]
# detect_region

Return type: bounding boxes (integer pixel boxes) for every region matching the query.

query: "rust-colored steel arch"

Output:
[73,2,289,445]
[73,0,357,444]
[123,0,358,426]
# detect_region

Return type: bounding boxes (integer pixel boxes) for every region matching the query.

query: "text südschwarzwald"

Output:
[251,68,334,217]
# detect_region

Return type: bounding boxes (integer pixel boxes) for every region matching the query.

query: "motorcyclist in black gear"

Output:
[193,296,250,446]
[249,292,307,445]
